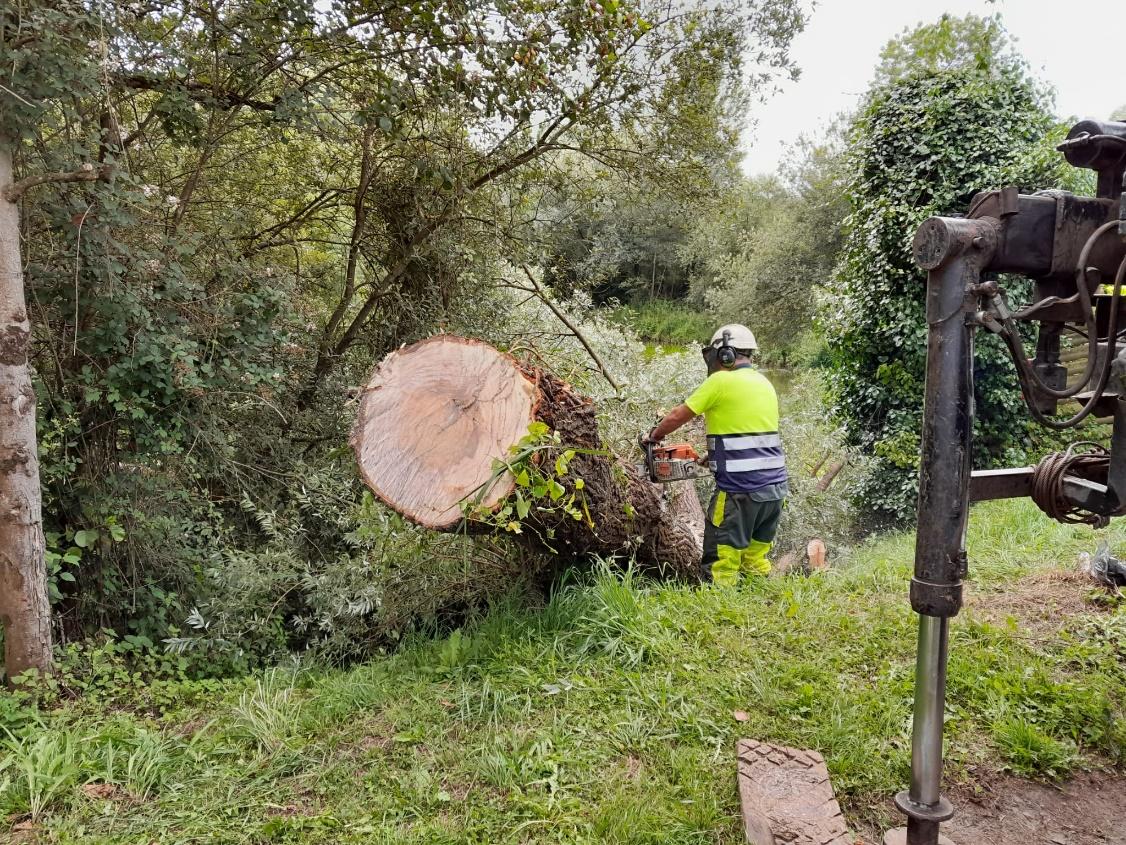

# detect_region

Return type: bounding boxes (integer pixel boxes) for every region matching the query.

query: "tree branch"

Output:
[303,36,639,390]
[322,129,376,347]
[2,164,112,203]
[117,73,278,112]
[519,265,619,392]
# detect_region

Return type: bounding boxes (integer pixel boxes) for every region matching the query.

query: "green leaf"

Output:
[526,421,550,439]
[515,469,530,487]
[73,529,98,548]
[515,494,530,520]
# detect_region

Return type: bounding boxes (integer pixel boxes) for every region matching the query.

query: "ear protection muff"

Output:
[717,330,736,367]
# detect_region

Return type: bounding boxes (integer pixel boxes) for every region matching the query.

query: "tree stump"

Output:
[351,335,703,577]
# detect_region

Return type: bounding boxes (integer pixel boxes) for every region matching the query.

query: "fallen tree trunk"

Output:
[351,335,703,578]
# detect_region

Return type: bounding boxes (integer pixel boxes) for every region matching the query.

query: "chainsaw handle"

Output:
[638,432,658,483]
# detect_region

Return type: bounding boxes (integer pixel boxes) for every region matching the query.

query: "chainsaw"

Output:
[639,436,710,484]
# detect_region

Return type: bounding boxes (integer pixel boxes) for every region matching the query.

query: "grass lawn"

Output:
[3,499,1125,844]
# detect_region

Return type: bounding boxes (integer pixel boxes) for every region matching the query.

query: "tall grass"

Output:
[7,500,1126,842]
[608,300,713,346]
[0,730,80,822]
[95,726,175,799]
[229,669,304,752]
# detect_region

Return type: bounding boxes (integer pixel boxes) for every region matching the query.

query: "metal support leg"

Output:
[886,215,1000,845]
[895,615,953,841]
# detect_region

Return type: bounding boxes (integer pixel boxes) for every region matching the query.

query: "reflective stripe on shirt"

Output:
[707,431,787,493]
[726,455,787,472]
[708,434,781,451]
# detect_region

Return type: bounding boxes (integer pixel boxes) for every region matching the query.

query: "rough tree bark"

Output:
[0,146,53,681]
[351,335,704,578]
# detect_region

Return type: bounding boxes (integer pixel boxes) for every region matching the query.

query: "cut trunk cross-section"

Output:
[351,335,703,578]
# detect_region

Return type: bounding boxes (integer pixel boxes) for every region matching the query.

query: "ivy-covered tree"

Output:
[823,17,1068,525]
[873,12,1013,88]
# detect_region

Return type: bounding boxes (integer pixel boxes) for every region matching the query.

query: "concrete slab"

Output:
[737,738,853,845]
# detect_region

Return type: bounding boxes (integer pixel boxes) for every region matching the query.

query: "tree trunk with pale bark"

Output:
[351,335,704,578]
[0,147,53,682]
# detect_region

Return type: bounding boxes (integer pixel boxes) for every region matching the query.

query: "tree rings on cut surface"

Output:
[351,335,537,529]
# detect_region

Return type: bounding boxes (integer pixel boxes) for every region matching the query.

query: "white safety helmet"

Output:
[710,324,757,352]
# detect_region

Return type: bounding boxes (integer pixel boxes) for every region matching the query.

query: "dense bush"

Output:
[823,62,1070,525]
[151,279,709,665]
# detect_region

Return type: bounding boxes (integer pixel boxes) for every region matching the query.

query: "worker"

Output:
[643,324,788,585]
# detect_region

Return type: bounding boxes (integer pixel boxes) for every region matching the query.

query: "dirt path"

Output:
[962,567,1101,637]
[948,772,1125,844]
[853,773,1126,844]
[947,565,1124,843]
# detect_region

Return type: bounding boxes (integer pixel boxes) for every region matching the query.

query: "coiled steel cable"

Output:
[1031,442,1112,527]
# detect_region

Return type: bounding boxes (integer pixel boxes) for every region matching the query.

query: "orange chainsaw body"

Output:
[647,442,708,483]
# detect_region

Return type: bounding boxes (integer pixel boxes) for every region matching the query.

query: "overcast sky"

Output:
[741,0,1126,175]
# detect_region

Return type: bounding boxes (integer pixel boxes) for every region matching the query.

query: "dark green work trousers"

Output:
[701,490,784,585]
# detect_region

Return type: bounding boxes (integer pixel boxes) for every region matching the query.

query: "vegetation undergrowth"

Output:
[3,497,1123,843]
[607,300,714,347]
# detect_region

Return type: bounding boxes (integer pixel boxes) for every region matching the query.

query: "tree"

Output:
[0,150,55,680]
[873,13,1018,88]
[0,0,107,680]
[823,16,1067,525]
[1,0,807,668]
[698,130,849,362]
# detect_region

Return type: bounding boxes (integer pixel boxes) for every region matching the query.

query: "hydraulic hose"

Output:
[1009,220,1120,401]
[1001,249,1126,430]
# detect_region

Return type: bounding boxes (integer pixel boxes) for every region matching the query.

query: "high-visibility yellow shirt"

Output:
[684,367,779,435]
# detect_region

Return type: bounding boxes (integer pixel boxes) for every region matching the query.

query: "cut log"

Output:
[806,538,827,571]
[351,335,703,577]
[351,336,536,529]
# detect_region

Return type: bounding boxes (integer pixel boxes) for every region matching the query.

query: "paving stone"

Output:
[737,739,853,845]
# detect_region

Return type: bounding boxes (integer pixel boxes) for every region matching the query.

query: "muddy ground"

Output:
[853,772,1125,844]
